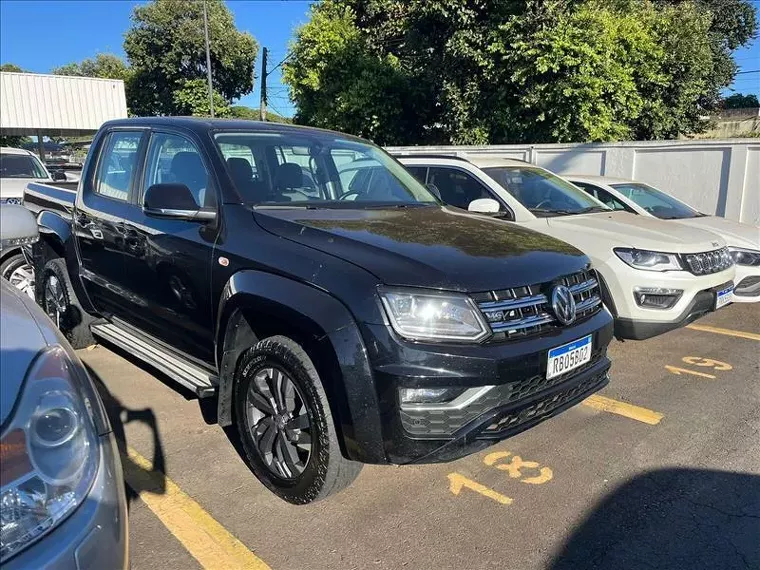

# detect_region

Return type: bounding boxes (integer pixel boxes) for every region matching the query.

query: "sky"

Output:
[0,0,758,119]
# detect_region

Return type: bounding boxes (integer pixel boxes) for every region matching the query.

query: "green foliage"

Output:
[228,106,294,123]
[173,78,231,117]
[283,0,758,144]
[0,135,32,147]
[124,0,258,117]
[723,93,760,109]
[0,63,27,73]
[51,53,130,81]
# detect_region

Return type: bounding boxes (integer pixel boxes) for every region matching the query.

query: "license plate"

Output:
[547,335,592,380]
[715,285,734,310]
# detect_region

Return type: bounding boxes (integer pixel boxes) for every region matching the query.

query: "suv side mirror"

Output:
[0,204,39,251]
[143,183,215,222]
[51,170,67,182]
[468,198,501,214]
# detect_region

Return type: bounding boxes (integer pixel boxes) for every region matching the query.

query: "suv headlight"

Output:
[614,248,683,272]
[0,347,100,563]
[729,247,760,267]
[380,288,489,342]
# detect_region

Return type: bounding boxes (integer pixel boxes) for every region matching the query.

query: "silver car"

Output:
[0,205,128,569]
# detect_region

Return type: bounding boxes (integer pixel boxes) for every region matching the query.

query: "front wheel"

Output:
[40,258,95,349]
[1,252,35,299]
[233,335,362,504]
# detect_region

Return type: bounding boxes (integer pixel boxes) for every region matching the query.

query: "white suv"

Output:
[395,155,735,340]
[566,175,760,304]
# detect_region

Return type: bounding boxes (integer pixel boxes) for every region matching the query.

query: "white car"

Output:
[0,147,68,298]
[566,175,760,303]
[395,155,735,340]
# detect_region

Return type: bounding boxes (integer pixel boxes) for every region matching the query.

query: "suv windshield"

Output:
[610,182,702,219]
[484,166,608,216]
[0,153,48,179]
[214,132,437,207]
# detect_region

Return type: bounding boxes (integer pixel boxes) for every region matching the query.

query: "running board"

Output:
[91,322,217,398]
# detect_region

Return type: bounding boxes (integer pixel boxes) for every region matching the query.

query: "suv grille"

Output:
[682,247,733,276]
[472,269,602,341]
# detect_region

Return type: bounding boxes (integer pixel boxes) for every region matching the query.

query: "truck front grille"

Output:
[472,269,602,341]
[472,268,603,341]
[682,247,733,276]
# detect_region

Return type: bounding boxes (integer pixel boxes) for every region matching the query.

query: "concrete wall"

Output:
[388,140,760,225]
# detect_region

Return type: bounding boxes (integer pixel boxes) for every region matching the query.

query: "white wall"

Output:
[388,140,760,225]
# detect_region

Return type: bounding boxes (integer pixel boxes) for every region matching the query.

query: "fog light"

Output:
[634,287,683,309]
[399,387,464,405]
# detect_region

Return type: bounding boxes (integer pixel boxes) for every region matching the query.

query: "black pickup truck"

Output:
[24,117,613,504]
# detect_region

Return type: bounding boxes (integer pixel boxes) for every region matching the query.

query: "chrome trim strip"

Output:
[478,293,548,311]
[569,278,598,295]
[575,295,602,313]
[400,385,496,412]
[490,313,555,332]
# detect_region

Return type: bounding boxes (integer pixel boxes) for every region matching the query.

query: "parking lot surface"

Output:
[79,304,760,570]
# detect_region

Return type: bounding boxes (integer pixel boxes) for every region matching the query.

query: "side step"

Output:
[91,322,217,398]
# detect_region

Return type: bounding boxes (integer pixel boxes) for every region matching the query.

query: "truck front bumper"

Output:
[359,307,613,464]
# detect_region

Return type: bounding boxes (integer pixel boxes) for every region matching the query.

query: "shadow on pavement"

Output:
[86,363,167,505]
[550,468,760,570]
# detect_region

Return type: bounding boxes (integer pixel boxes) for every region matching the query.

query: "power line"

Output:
[736,69,760,74]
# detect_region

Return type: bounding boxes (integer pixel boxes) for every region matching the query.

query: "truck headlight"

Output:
[0,347,99,563]
[729,247,760,267]
[380,288,489,342]
[614,248,683,272]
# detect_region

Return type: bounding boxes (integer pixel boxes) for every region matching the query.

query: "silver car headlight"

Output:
[380,288,489,342]
[0,346,99,563]
[729,247,760,267]
[614,248,683,272]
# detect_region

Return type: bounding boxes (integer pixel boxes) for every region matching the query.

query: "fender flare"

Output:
[215,270,386,463]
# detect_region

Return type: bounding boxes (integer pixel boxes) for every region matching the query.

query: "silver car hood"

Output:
[0,281,48,426]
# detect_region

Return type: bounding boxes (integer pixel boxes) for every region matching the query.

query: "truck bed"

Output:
[24,181,77,220]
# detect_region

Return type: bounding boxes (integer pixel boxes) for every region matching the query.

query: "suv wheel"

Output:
[233,335,362,504]
[1,252,35,299]
[41,258,95,349]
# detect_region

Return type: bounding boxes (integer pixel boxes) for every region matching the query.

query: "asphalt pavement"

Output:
[79,303,760,570]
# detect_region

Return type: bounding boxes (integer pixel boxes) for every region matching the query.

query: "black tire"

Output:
[233,335,362,504]
[40,258,96,349]
[1,251,35,299]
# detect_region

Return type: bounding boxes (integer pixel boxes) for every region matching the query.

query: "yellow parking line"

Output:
[123,446,271,570]
[582,395,664,425]
[686,324,760,341]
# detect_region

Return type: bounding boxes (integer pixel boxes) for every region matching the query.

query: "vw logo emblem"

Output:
[551,285,577,325]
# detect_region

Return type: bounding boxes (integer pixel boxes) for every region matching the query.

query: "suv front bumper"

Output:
[359,307,613,464]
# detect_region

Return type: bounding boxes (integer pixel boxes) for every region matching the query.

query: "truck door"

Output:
[115,130,218,364]
[75,129,147,316]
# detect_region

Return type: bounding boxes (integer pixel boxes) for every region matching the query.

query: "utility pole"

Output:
[203,0,214,117]
[259,47,268,121]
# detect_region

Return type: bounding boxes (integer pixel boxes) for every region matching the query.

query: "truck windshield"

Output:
[484,166,608,216]
[214,132,438,207]
[0,153,48,179]
[610,182,702,219]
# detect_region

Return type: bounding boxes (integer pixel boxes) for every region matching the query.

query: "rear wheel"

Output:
[40,258,95,349]
[233,335,361,504]
[1,252,35,299]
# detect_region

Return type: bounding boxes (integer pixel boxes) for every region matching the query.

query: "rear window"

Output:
[0,153,48,179]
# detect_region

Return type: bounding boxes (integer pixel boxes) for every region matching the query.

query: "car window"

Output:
[484,166,607,216]
[427,167,493,210]
[405,166,428,185]
[143,132,214,209]
[573,181,633,212]
[0,153,48,179]
[611,182,701,219]
[213,132,436,206]
[94,132,143,201]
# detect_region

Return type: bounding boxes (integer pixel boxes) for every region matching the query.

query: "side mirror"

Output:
[143,183,215,222]
[51,170,67,182]
[468,198,501,214]
[425,183,441,200]
[0,204,38,251]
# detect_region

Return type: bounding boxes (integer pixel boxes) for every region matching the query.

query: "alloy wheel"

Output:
[245,366,312,479]
[5,263,35,299]
[44,274,67,329]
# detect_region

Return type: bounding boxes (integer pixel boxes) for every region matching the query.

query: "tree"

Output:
[124,0,258,117]
[0,135,32,147]
[173,78,231,117]
[723,93,760,109]
[51,53,130,81]
[283,0,758,144]
[229,105,293,123]
[0,63,27,73]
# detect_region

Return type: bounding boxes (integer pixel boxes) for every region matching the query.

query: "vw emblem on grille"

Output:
[551,285,577,325]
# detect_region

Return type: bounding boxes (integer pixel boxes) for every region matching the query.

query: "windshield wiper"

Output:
[528,207,575,216]
[575,206,610,214]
